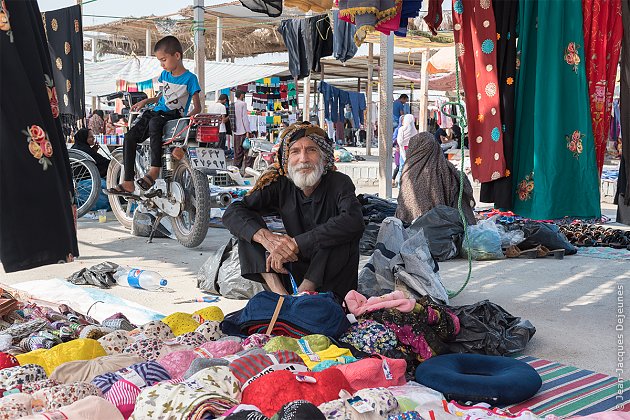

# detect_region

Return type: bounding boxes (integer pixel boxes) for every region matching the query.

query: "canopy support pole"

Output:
[193,0,206,108]
[319,63,326,130]
[303,75,311,121]
[215,17,223,101]
[145,28,151,57]
[378,34,394,198]
[418,49,429,132]
[366,42,374,156]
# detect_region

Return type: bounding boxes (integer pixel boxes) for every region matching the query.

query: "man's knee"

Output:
[148,116,165,136]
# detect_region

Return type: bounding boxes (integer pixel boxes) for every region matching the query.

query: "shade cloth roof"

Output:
[83,56,288,97]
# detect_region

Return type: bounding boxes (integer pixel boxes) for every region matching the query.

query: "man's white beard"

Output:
[287,161,324,190]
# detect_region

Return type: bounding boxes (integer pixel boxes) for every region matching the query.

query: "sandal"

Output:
[505,245,538,259]
[136,174,156,191]
[103,184,134,197]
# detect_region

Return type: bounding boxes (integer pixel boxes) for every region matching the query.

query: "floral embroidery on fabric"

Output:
[0,0,13,43]
[45,75,60,119]
[23,125,53,170]
[566,130,584,158]
[517,173,534,201]
[564,42,581,73]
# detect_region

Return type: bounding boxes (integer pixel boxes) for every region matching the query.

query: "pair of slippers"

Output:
[104,174,155,197]
[505,245,565,259]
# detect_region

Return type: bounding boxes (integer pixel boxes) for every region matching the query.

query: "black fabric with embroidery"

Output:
[0,0,78,272]
[480,0,518,209]
[43,5,85,118]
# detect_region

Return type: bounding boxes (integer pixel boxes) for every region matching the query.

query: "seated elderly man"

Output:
[223,122,365,298]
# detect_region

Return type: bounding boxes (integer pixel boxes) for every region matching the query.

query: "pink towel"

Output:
[345,290,415,316]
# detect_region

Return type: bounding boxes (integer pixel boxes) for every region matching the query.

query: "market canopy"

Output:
[83,56,288,97]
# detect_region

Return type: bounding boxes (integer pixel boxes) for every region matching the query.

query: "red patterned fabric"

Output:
[452,0,506,183]
[582,0,623,174]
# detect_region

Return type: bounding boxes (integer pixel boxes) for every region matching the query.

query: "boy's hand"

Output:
[130,100,146,112]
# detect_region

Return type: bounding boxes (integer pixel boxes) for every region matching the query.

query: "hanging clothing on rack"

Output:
[1,0,78,272]
[452,0,506,183]
[307,15,334,72]
[395,0,423,36]
[332,10,358,62]
[512,0,600,219]
[338,0,403,45]
[238,0,282,17]
[319,81,366,126]
[279,20,310,79]
[582,0,623,174]
[480,0,518,209]
[423,0,442,35]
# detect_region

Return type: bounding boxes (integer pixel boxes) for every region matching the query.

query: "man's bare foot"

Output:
[121,181,135,192]
[261,272,289,295]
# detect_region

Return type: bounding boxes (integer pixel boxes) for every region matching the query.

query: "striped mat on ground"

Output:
[499,356,629,417]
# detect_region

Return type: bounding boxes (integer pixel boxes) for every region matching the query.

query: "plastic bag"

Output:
[359,223,380,256]
[408,205,464,261]
[461,219,504,260]
[67,261,118,289]
[515,222,577,255]
[334,149,354,162]
[496,224,525,247]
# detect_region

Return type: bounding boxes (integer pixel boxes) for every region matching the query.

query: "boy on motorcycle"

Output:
[105,36,202,196]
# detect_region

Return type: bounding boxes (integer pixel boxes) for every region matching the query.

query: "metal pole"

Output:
[145,28,151,57]
[193,0,206,108]
[303,75,311,122]
[91,38,97,62]
[418,49,429,132]
[378,34,394,198]
[215,17,223,101]
[319,63,326,130]
[366,42,374,156]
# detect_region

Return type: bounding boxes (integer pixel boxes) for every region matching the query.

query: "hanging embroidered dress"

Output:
[512,0,601,219]
[0,0,78,272]
[582,0,623,174]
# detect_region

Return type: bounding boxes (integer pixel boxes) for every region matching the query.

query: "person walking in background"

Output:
[392,94,409,130]
[88,109,105,135]
[232,90,252,173]
[396,114,418,184]
[391,115,404,188]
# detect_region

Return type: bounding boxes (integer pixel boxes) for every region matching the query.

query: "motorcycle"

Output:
[105,92,230,248]
[248,138,279,173]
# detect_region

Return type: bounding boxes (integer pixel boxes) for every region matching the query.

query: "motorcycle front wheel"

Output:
[170,159,211,248]
[105,149,136,229]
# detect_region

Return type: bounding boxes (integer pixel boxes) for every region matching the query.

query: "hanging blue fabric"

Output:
[394,0,423,37]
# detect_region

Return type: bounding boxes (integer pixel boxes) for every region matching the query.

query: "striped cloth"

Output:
[105,379,141,419]
[501,356,630,417]
[92,361,171,394]
[229,350,306,385]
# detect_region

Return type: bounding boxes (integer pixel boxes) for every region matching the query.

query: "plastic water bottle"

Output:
[113,266,167,291]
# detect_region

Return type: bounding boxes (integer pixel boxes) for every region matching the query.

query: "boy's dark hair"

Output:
[154,36,183,56]
[235,90,245,99]
[218,94,229,101]
[93,109,104,118]
[398,94,409,100]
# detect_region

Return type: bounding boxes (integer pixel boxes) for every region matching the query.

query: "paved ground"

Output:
[0,187,627,377]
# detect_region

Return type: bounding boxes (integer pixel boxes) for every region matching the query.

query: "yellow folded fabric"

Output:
[263,335,331,353]
[192,306,224,323]
[298,345,353,370]
[16,339,106,375]
[161,312,200,337]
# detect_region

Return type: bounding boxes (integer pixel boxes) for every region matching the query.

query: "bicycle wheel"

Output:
[68,150,100,218]
[106,149,136,229]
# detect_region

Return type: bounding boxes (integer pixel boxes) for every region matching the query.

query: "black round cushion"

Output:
[415,354,542,405]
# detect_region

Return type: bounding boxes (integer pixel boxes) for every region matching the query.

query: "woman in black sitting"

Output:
[71,128,111,178]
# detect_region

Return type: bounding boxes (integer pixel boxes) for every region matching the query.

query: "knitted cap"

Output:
[92,361,171,394]
[192,306,224,323]
[161,312,200,336]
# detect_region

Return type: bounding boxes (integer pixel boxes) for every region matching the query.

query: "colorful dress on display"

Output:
[452,0,507,184]
[512,0,601,219]
[582,0,623,174]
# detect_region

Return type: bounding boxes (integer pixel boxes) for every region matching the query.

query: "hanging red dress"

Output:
[582,0,623,174]
[452,0,506,184]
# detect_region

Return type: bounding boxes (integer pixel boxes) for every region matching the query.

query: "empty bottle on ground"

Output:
[113,266,167,291]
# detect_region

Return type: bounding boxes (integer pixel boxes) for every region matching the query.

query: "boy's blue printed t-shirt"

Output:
[154,70,201,115]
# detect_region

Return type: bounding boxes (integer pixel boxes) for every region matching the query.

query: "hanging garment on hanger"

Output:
[239,0,282,17]
[582,0,623,174]
[395,0,423,36]
[338,0,403,45]
[348,92,367,127]
[512,0,600,219]
[305,15,334,73]
[332,10,358,62]
[278,20,310,79]
[43,5,85,119]
[452,0,506,184]
[480,0,518,209]
[423,0,442,35]
[1,0,78,272]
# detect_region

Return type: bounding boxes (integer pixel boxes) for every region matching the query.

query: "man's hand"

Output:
[130,99,146,112]
[253,229,299,263]
[298,279,317,293]
[266,253,289,274]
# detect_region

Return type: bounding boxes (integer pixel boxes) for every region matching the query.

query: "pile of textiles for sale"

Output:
[0,288,617,420]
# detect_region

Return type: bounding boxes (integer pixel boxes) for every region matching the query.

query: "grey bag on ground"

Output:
[358,217,449,304]
[197,237,264,299]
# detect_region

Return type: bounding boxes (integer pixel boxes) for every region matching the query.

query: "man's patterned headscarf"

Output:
[249,122,335,193]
